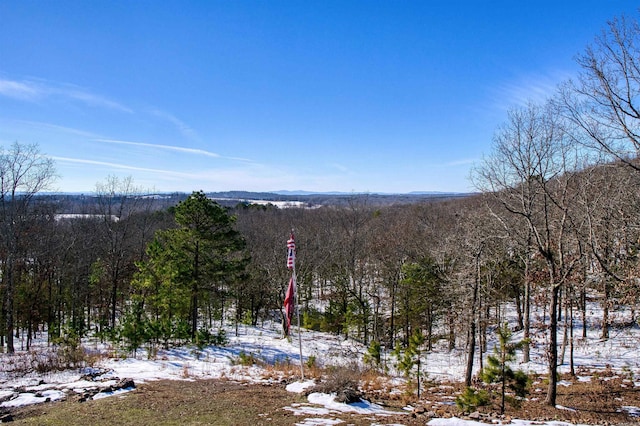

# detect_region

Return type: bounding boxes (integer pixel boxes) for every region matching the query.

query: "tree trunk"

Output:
[191,241,200,338]
[602,281,610,339]
[448,312,456,351]
[569,298,575,376]
[523,278,531,363]
[465,318,476,387]
[581,287,587,339]
[389,277,397,350]
[560,295,569,365]
[427,308,433,351]
[465,251,482,387]
[110,279,117,329]
[500,351,506,414]
[545,283,560,406]
[514,283,524,330]
[5,255,15,354]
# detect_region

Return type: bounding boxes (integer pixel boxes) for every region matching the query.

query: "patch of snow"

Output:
[429,418,593,426]
[92,386,136,400]
[285,404,332,416]
[0,390,16,401]
[306,392,403,416]
[295,418,344,425]
[1,389,65,408]
[556,404,577,412]
[621,405,640,417]
[429,418,487,426]
[286,379,316,393]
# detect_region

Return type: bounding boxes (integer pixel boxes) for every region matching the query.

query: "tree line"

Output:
[1,12,640,408]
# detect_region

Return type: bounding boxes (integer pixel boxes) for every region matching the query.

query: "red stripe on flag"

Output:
[283,275,295,334]
[286,233,295,269]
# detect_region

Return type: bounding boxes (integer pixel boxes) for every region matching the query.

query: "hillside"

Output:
[1,301,639,425]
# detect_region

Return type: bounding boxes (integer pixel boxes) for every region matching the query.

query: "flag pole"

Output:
[286,231,304,381]
[292,263,304,381]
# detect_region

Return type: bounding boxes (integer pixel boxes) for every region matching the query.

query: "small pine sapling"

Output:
[455,386,491,412]
[480,322,531,414]
[363,340,381,368]
[393,329,425,397]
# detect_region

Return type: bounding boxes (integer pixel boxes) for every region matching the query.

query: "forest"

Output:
[1,14,640,409]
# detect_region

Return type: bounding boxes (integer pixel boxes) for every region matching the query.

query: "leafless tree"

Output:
[235,205,296,330]
[92,175,156,329]
[0,142,57,353]
[473,102,583,406]
[558,14,640,171]
[574,162,640,338]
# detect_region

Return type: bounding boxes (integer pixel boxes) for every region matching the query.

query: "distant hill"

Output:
[273,190,463,196]
[37,190,473,213]
[207,190,471,207]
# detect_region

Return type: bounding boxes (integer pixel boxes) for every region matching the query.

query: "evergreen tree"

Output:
[393,328,425,397]
[480,322,530,414]
[399,258,446,350]
[363,340,382,368]
[131,191,247,345]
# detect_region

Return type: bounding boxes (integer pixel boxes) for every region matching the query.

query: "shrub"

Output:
[195,328,228,350]
[302,308,324,331]
[309,364,363,404]
[455,387,491,412]
[306,355,317,369]
[32,328,90,373]
[236,351,259,366]
[53,328,86,368]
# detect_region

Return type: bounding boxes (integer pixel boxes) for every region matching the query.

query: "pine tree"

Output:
[130,191,247,345]
[363,340,381,368]
[393,328,425,397]
[480,322,530,414]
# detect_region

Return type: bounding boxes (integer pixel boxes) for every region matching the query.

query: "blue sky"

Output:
[0,1,637,194]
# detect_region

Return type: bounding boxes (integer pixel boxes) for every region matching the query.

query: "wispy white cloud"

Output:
[61,88,132,113]
[330,163,351,173]
[94,138,253,162]
[490,70,573,110]
[0,77,132,113]
[52,153,413,193]
[51,155,274,192]
[51,155,193,177]
[6,119,104,139]
[444,158,477,167]
[0,79,41,100]
[95,139,221,158]
[149,109,200,141]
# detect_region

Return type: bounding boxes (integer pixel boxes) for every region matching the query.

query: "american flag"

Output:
[283,275,295,335]
[286,233,295,269]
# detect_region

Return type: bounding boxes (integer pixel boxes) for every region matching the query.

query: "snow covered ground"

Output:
[0,311,639,425]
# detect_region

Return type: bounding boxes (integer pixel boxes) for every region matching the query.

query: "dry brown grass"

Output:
[7,379,416,426]
[404,371,640,425]
[5,368,640,425]
[0,345,108,378]
[261,358,323,382]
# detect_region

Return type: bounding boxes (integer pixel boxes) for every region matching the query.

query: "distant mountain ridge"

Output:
[38,190,472,210]
[208,190,471,207]
[272,190,462,196]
